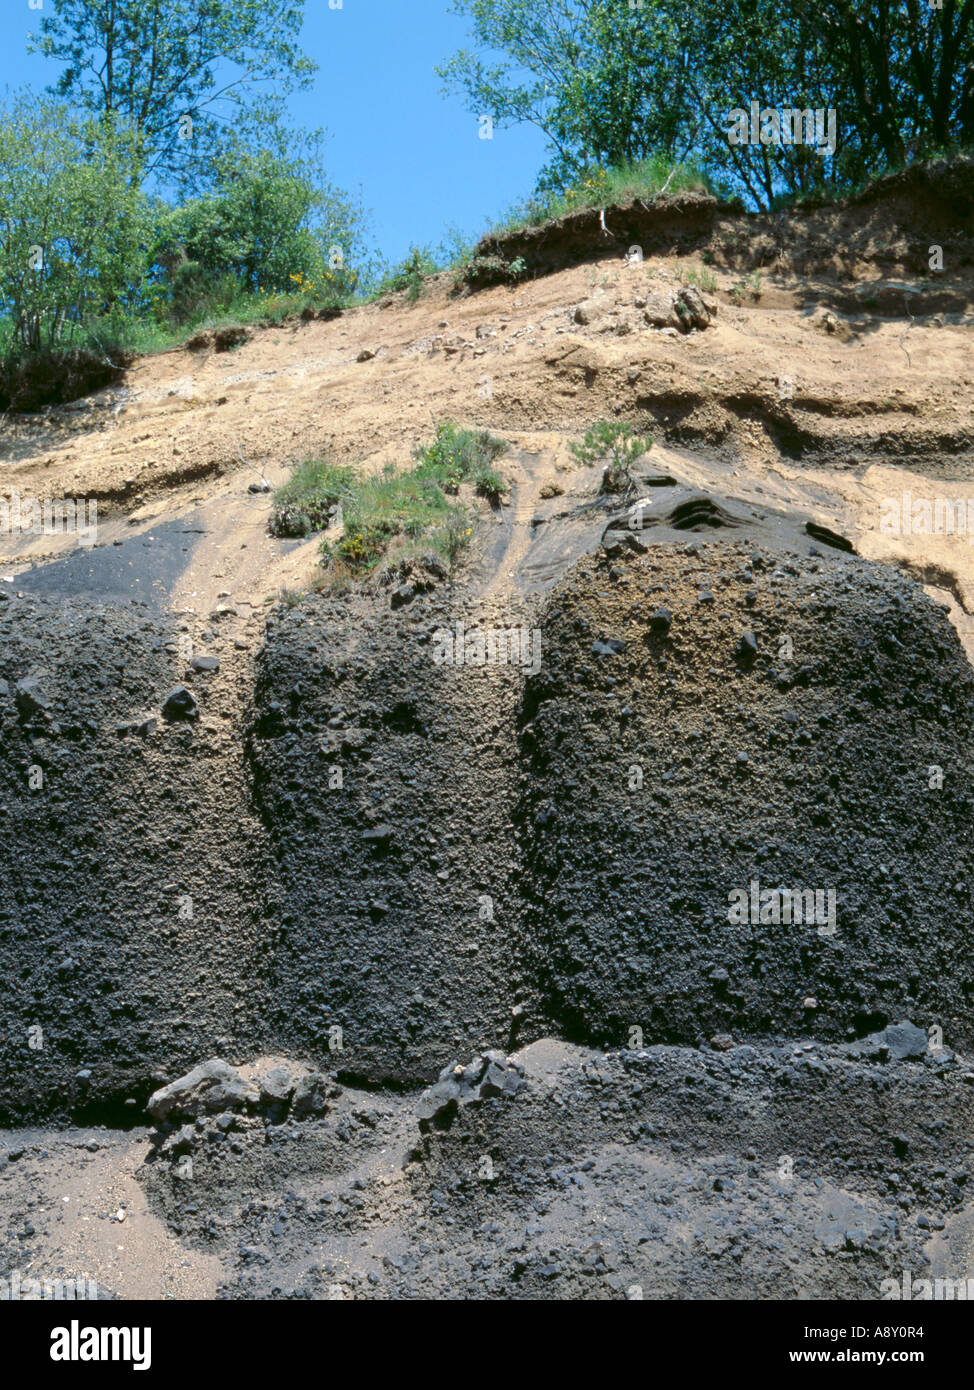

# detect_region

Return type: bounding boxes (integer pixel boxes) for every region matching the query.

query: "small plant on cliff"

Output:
[375,245,439,304]
[473,466,508,501]
[680,263,717,293]
[320,461,464,574]
[311,425,508,581]
[570,421,653,474]
[453,252,529,292]
[269,458,354,537]
[413,421,507,492]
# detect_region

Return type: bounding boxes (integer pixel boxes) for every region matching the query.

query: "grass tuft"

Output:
[269,423,507,582]
[269,459,355,538]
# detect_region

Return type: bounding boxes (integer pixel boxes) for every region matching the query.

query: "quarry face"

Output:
[3,173,974,1304]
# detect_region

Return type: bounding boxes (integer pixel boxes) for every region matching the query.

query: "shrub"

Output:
[473,467,508,500]
[269,459,355,538]
[681,263,718,293]
[492,157,714,235]
[412,421,507,491]
[0,93,151,358]
[453,252,531,292]
[154,150,363,325]
[310,426,507,578]
[373,246,440,304]
[0,93,152,408]
[323,466,455,572]
[570,421,653,472]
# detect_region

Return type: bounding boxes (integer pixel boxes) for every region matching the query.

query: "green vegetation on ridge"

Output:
[1,0,971,410]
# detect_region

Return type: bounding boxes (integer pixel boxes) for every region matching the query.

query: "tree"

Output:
[152,140,368,322]
[681,0,843,208]
[0,91,152,355]
[437,0,697,189]
[28,0,317,190]
[439,0,974,208]
[786,0,974,162]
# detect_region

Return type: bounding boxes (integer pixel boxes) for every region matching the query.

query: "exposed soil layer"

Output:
[465,156,974,291]
[246,585,531,1084]
[5,515,974,1122]
[5,1037,973,1300]
[0,347,129,415]
[0,594,279,1124]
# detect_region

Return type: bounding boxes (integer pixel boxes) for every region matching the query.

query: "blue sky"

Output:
[3,0,549,266]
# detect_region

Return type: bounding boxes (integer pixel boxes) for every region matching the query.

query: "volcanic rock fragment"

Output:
[147,1059,257,1122]
[15,676,51,719]
[291,1072,330,1117]
[162,684,199,719]
[844,1021,929,1061]
[417,1050,525,1125]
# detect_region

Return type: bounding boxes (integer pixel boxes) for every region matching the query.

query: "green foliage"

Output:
[412,421,507,492]
[729,275,764,305]
[452,251,533,291]
[373,246,440,304]
[425,512,475,563]
[0,92,151,370]
[322,464,460,572]
[438,1,697,191]
[492,156,715,233]
[436,224,480,272]
[439,0,974,208]
[270,459,355,539]
[473,467,508,500]
[453,253,507,291]
[680,263,717,294]
[450,156,716,286]
[153,148,364,324]
[29,0,317,190]
[309,425,507,577]
[0,72,368,401]
[569,420,653,472]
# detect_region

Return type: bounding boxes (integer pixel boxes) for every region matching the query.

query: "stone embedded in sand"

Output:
[391,584,415,609]
[846,1021,929,1061]
[147,1059,257,1122]
[674,286,711,332]
[162,1123,196,1155]
[417,1050,526,1124]
[361,823,393,846]
[291,1071,330,1117]
[642,291,679,328]
[259,1066,294,1105]
[162,684,198,719]
[737,630,759,659]
[15,676,51,719]
[573,295,610,326]
[885,1021,929,1059]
